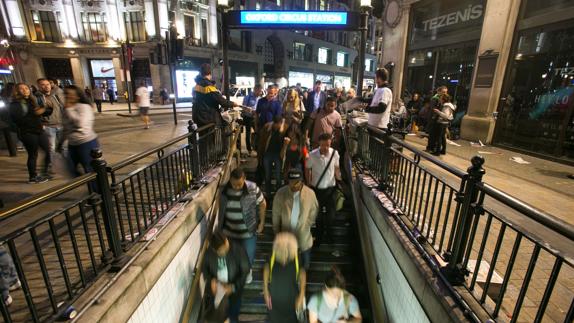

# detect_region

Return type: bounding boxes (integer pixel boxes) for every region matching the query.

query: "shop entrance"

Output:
[88,59,118,100]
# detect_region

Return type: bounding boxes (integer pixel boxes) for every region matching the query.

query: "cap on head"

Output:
[287,168,303,180]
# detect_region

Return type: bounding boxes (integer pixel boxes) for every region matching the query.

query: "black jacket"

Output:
[9,99,45,135]
[192,75,234,127]
[202,240,250,296]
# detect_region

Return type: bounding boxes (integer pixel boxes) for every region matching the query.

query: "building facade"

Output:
[381,0,574,163]
[0,0,377,102]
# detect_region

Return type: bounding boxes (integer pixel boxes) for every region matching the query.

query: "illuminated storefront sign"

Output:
[240,11,347,25]
[90,60,115,78]
[334,75,351,89]
[288,71,314,89]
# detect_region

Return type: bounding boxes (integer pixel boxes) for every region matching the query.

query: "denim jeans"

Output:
[68,139,99,177]
[45,126,63,156]
[0,247,18,298]
[232,235,257,267]
[263,153,282,199]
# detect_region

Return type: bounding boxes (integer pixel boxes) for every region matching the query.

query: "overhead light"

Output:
[64,38,75,48]
[217,0,229,7]
[428,75,433,79]
[8,65,14,71]
[542,73,547,79]
[360,0,372,7]
[0,39,9,48]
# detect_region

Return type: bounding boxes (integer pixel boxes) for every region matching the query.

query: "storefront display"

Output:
[334,75,351,89]
[288,71,314,88]
[42,58,74,86]
[89,59,117,93]
[494,0,574,160]
[404,0,484,117]
[316,73,333,89]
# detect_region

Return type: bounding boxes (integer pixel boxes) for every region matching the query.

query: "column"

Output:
[380,1,412,104]
[461,0,522,143]
[19,54,43,84]
[150,64,171,102]
[112,56,126,97]
[70,56,88,88]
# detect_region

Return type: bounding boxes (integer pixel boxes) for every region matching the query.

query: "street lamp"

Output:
[357,0,372,96]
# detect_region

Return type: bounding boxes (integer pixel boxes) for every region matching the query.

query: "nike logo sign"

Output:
[101,67,114,73]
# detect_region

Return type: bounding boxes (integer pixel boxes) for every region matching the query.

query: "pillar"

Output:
[70,56,88,89]
[150,63,171,102]
[19,53,43,84]
[461,0,522,143]
[112,56,125,97]
[380,1,413,105]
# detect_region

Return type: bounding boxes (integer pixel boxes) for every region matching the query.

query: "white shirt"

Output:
[368,87,393,129]
[307,148,339,189]
[290,191,301,229]
[135,86,151,107]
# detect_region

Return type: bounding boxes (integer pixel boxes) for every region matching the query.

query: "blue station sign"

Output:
[240,11,348,25]
[224,10,360,30]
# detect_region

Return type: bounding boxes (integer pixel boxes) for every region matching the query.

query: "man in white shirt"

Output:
[366,68,393,131]
[305,133,341,245]
[135,82,152,129]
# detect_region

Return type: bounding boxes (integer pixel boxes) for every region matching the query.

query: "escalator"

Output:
[238,165,373,322]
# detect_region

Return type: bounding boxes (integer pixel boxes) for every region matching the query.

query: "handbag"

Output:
[334,185,345,211]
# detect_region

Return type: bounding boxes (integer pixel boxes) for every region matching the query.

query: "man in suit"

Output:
[272,168,319,270]
[305,80,327,114]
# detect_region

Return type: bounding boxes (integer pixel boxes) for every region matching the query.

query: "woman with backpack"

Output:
[308,266,362,323]
[263,232,307,323]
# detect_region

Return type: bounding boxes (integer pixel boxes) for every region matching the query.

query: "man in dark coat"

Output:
[192,63,237,128]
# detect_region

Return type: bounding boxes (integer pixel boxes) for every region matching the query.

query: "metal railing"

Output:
[0,122,229,322]
[352,123,574,323]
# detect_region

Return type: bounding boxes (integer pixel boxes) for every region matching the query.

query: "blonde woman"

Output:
[282,88,304,125]
[263,232,307,323]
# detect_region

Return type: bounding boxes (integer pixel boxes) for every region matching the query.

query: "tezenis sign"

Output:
[422,4,483,31]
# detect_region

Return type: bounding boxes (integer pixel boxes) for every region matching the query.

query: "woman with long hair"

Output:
[263,232,307,323]
[9,83,51,183]
[62,85,99,176]
[308,266,362,323]
[282,88,304,126]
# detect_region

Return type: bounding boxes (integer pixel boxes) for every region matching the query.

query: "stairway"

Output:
[239,163,372,322]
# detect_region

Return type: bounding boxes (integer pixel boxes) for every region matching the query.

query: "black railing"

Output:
[352,123,574,323]
[0,122,229,322]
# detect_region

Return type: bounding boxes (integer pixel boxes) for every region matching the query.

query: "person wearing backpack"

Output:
[308,266,362,323]
[263,232,307,323]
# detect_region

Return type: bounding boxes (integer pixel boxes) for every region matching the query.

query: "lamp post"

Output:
[357,0,372,96]
[218,0,230,104]
[120,41,132,114]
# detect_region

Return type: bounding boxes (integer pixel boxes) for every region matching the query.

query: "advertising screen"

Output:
[288,71,314,89]
[176,70,200,98]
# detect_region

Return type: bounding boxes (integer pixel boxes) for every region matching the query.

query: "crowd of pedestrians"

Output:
[192,62,379,322]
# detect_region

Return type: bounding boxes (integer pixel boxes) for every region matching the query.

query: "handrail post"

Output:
[188,120,201,181]
[442,155,485,285]
[91,149,129,271]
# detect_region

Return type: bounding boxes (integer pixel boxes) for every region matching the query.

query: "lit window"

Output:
[82,12,108,42]
[318,47,330,64]
[124,12,146,42]
[32,11,62,42]
[365,59,373,72]
[337,52,348,67]
[293,42,306,61]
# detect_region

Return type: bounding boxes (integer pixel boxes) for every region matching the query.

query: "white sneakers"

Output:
[245,269,253,285]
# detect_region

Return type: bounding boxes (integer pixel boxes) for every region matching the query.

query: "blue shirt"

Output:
[313,91,322,111]
[256,97,282,126]
[242,93,260,109]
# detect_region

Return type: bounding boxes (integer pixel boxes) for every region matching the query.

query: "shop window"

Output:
[495,25,574,159]
[318,47,331,64]
[319,0,327,10]
[365,59,374,72]
[293,42,306,61]
[32,11,62,42]
[337,52,348,67]
[524,0,573,19]
[82,12,108,42]
[124,12,146,42]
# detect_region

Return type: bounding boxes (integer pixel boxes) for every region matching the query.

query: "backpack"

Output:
[269,250,299,283]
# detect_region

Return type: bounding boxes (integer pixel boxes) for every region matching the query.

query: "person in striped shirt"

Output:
[219,168,267,284]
